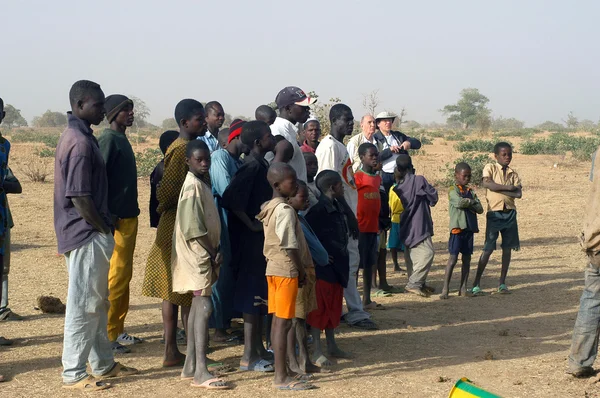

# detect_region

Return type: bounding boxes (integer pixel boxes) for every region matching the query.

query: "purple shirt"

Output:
[53,113,111,254]
[394,174,438,248]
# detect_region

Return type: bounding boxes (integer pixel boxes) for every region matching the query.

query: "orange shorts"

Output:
[267,275,298,320]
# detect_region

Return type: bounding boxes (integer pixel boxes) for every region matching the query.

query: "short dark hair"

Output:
[494,142,513,154]
[316,170,342,194]
[217,128,230,148]
[358,142,377,157]
[241,120,269,147]
[303,151,317,162]
[174,99,204,127]
[329,103,352,123]
[0,97,4,110]
[69,80,102,105]
[267,162,296,187]
[205,101,223,114]
[185,138,209,158]
[454,162,471,173]
[159,130,180,155]
[255,105,277,121]
[395,154,413,172]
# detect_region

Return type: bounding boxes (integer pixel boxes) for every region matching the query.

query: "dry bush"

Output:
[20,155,50,182]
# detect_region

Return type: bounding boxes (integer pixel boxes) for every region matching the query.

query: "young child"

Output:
[172,140,230,390]
[303,152,319,209]
[306,170,353,367]
[149,130,179,228]
[255,105,277,126]
[440,163,483,299]
[257,163,315,391]
[222,121,276,372]
[471,142,522,295]
[354,143,382,309]
[394,154,438,297]
[287,181,327,375]
[387,168,405,273]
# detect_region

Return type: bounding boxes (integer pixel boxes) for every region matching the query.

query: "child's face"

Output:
[331,180,345,199]
[289,186,310,211]
[184,111,208,137]
[276,173,299,198]
[394,167,407,181]
[186,148,211,178]
[258,128,276,152]
[361,148,379,169]
[495,147,513,167]
[455,168,472,186]
[304,156,318,179]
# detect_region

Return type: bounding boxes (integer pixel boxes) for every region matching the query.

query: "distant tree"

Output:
[392,107,407,129]
[161,118,178,130]
[224,113,233,127]
[535,120,564,132]
[32,110,67,128]
[403,120,421,131]
[2,104,28,128]
[578,119,596,132]
[129,95,150,130]
[492,116,525,131]
[362,89,380,116]
[232,115,251,122]
[563,111,579,129]
[441,88,491,130]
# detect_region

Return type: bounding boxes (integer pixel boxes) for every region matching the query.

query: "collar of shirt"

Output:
[67,112,93,136]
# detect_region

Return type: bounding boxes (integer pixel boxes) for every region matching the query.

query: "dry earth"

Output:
[0,136,597,397]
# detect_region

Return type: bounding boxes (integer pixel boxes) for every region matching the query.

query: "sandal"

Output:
[239,358,274,372]
[405,287,429,297]
[63,375,111,391]
[470,286,484,297]
[94,362,139,379]
[191,377,231,390]
[373,290,392,298]
[276,380,316,390]
[423,285,436,294]
[111,342,131,354]
[382,286,404,294]
[207,362,232,372]
[497,284,511,294]
[350,319,379,330]
[364,302,386,311]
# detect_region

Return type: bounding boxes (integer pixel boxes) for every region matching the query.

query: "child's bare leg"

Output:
[377,248,393,290]
[362,265,374,306]
[311,327,331,367]
[181,302,196,378]
[440,255,458,299]
[473,250,493,288]
[272,316,293,387]
[265,314,272,351]
[371,265,378,289]
[458,254,471,296]
[240,313,261,367]
[391,248,401,271]
[163,301,184,365]
[254,315,273,361]
[500,247,512,286]
[181,305,190,336]
[296,319,320,373]
[326,328,352,359]
[189,297,217,386]
[286,319,302,374]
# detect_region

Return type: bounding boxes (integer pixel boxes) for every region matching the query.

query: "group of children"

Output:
[151,88,523,391]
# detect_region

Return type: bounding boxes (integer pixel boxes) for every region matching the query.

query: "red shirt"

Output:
[300,141,316,154]
[355,169,381,233]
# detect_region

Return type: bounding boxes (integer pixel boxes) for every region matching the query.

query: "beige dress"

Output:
[171,172,221,296]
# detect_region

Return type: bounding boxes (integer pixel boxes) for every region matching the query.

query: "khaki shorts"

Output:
[295,267,317,319]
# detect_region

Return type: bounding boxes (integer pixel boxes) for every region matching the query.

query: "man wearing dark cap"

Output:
[269,86,316,182]
[98,94,142,354]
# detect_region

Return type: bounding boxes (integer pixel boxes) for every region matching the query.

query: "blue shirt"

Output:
[0,134,10,254]
[299,214,329,267]
[198,131,220,153]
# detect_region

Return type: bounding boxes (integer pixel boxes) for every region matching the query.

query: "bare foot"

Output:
[439,291,449,300]
[327,347,353,359]
[458,287,468,297]
[305,362,323,373]
[314,354,332,367]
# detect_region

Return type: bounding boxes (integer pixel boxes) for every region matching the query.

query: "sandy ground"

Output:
[0,137,598,397]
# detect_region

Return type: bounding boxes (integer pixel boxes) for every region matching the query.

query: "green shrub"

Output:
[426,131,445,138]
[455,139,496,153]
[445,131,468,141]
[35,147,56,158]
[10,130,60,147]
[438,153,494,187]
[136,148,162,177]
[493,128,539,139]
[520,133,600,161]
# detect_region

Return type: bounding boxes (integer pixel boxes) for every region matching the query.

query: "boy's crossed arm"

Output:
[482,177,522,199]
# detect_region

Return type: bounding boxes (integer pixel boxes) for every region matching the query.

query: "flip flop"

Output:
[364,302,386,311]
[208,362,232,372]
[94,362,139,379]
[191,377,231,390]
[63,375,111,391]
[373,290,392,298]
[350,319,379,330]
[382,286,404,294]
[470,286,484,297]
[293,373,314,381]
[239,358,274,372]
[405,287,429,297]
[423,285,436,294]
[497,284,511,294]
[276,380,316,391]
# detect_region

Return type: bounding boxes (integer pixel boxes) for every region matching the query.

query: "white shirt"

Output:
[315,135,358,216]
[198,131,220,153]
[269,117,307,182]
[381,134,400,173]
[346,133,376,172]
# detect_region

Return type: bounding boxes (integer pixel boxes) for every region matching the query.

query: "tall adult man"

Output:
[199,101,225,153]
[270,86,315,182]
[300,119,321,154]
[374,111,422,194]
[315,103,377,330]
[98,95,142,354]
[347,114,378,172]
[54,80,137,390]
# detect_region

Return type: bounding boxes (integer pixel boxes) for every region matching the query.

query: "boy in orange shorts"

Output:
[257,163,315,391]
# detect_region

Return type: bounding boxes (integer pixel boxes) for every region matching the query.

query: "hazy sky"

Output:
[2,0,599,127]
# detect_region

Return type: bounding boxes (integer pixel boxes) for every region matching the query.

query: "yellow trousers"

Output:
[107,217,138,341]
